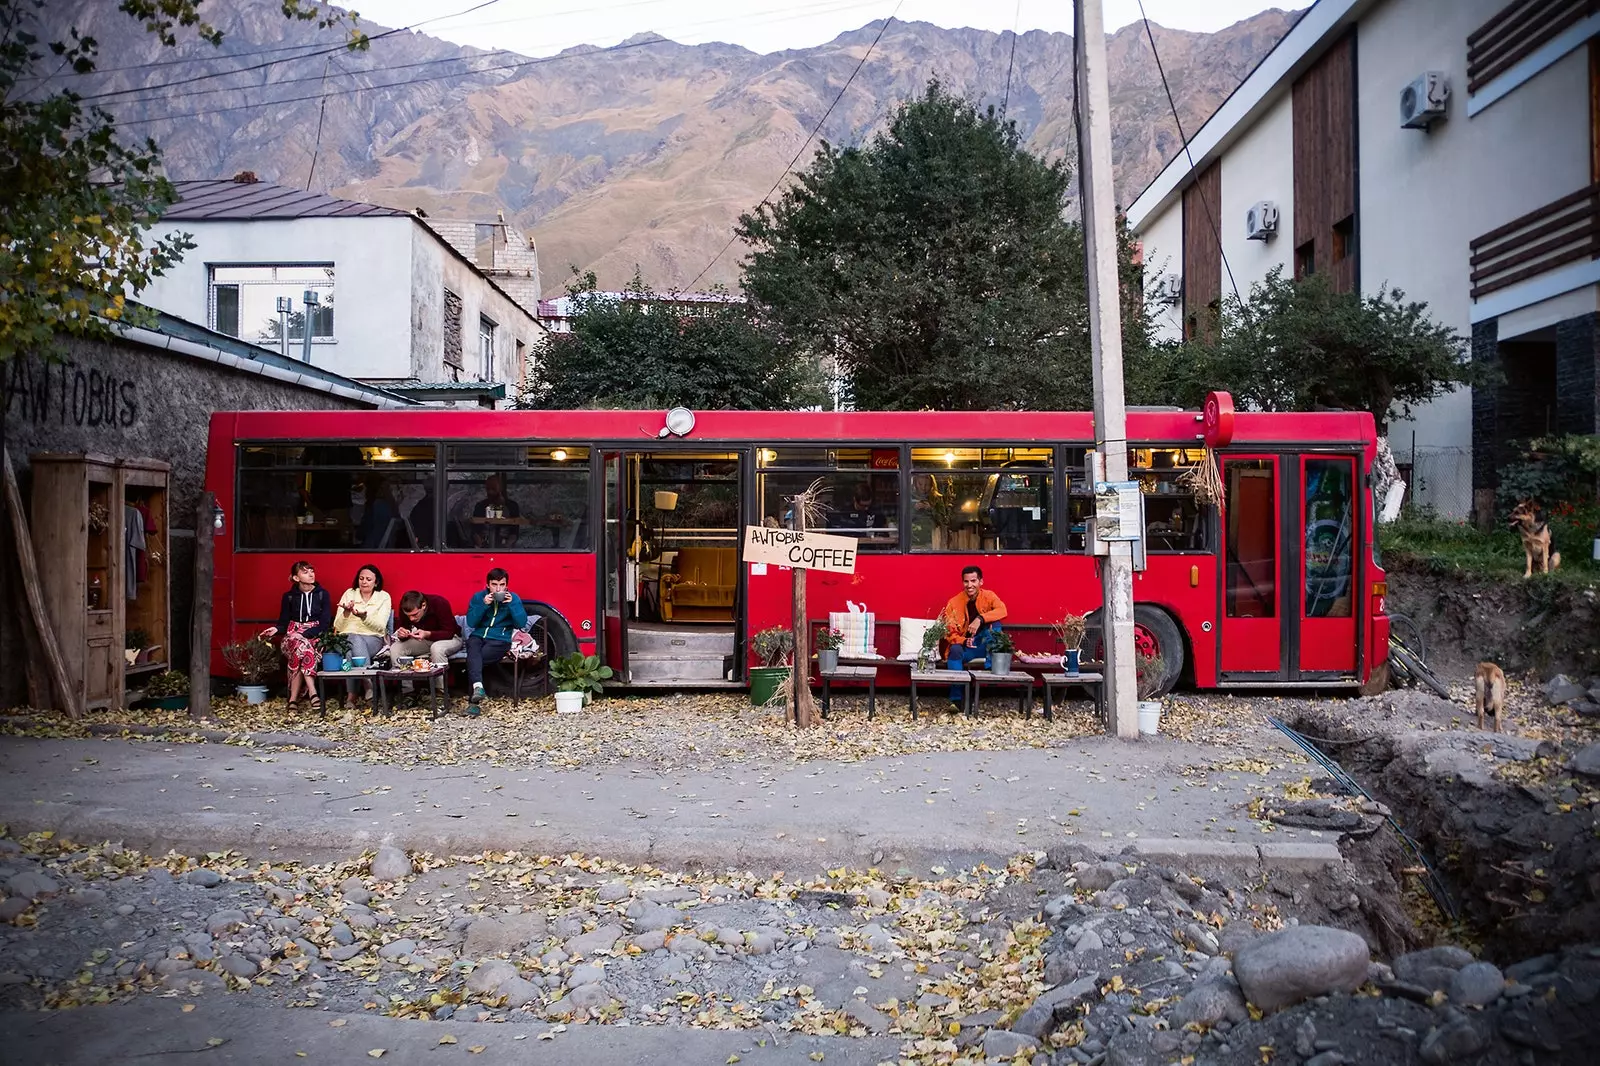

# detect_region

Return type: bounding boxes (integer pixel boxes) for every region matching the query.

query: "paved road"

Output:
[0,733,1304,873]
[2,997,904,1066]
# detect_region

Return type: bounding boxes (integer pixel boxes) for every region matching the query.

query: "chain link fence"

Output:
[1396,446,1473,519]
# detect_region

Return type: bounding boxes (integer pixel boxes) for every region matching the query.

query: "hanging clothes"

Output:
[125,505,146,601]
[133,501,157,583]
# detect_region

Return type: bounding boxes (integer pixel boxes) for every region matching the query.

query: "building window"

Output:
[443,289,463,368]
[474,223,504,268]
[1294,240,1315,279]
[1332,215,1356,263]
[479,316,497,380]
[514,338,527,383]
[210,265,333,343]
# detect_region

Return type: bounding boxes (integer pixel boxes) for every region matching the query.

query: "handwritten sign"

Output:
[744,526,858,574]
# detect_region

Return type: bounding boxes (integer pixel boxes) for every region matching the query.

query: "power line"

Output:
[681,2,906,293]
[1000,0,1021,119]
[305,56,334,191]
[1135,0,1241,306]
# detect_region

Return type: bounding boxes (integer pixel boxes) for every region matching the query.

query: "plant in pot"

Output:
[1052,612,1087,674]
[124,628,149,667]
[317,630,352,673]
[815,628,844,673]
[749,626,794,706]
[550,652,613,713]
[986,629,1016,674]
[916,624,942,671]
[1136,651,1166,736]
[143,669,190,711]
[223,637,281,705]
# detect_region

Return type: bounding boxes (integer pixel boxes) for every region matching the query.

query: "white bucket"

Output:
[238,685,269,705]
[554,691,584,714]
[1137,700,1162,736]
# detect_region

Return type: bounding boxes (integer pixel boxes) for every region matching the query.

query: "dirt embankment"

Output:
[1387,565,1600,678]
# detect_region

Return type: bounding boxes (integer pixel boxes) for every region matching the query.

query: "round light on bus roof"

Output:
[663,407,696,437]
[551,449,568,461]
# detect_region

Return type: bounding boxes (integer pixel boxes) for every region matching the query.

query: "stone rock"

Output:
[669,935,713,959]
[465,960,518,995]
[1011,975,1100,1040]
[1232,926,1369,1013]
[153,958,195,976]
[1074,863,1127,892]
[1504,954,1558,983]
[377,938,416,960]
[642,888,698,904]
[1043,952,1079,985]
[567,963,604,987]
[330,923,354,946]
[1542,675,1587,706]
[564,924,623,957]
[540,949,568,970]
[1304,1054,1347,1066]
[632,929,668,953]
[204,910,249,936]
[566,983,617,1011]
[1294,1018,1318,1057]
[1171,979,1248,1027]
[596,883,631,903]
[1393,946,1474,984]
[464,913,548,957]
[499,976,541,1008]
[1449,961,1505,1006]
[7,871,60,900]
[339,877,371,905]
[182,869,222,888]
[161,970,224,992]
[0,898,32,922]
[628,903,678,933]
[216,954,257,978]
[329,945,364,962]
[1420,1019,1484,1064]
[1570,743,1600,780]
[1043,843,1099,870]
[747,932,778,955]
[981,1030,1039,1059]
[369,846,413,881]
[344,912,376,930]
[863,887,890,909]
[856,923,896,953]
[1073,929,1105,954]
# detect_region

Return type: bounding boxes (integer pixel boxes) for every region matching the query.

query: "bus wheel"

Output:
[1089,606,1185,696]
[525,601,578,660]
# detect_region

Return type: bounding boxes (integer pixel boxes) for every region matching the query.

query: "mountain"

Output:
[46,2,1297,294]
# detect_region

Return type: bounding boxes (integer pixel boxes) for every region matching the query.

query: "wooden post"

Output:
[3,446,80,718]
[791,496,819,729]
[189,492,215,719]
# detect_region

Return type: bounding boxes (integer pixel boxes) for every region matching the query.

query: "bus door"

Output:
[1218,456,1283,676]
[601,451,630,681]
[1295,454,1359,678]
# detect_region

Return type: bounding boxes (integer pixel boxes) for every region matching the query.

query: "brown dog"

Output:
[1475,662,1507,732]
[1509,500,1561,578]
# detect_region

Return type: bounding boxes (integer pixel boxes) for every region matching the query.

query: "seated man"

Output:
[471,474,523,548]
[463,567,529,711]
[391,589,462,706]
[942,564,1007,706]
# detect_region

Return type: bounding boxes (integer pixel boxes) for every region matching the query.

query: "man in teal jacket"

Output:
[464,566,529,709]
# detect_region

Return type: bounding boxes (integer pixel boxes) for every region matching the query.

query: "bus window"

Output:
[236,443,435,551]
[1304,458,1354,617]
[1063,446,1093,551]
[444,445,590,551]
[757,447,900,549]
[1130,447,1208,552]
[910,447,1053,551]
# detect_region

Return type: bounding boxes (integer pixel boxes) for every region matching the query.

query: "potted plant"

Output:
[916,624,942,671]
[1052,612,1087,674]
[124,628,149,667]
[986,629,1016,675]
[144,670,190,711]
[815,628,844,673]
[550,652,613,713]
[748,626,793,706]
[1136,651,1166,736]
[222,637,281,705]
[317,630,352,673]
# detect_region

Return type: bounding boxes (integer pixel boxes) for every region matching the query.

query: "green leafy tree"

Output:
[517,271,825,410]
[738,81,1123,412]
[0,0,362,362]
[1130,267,1472,431]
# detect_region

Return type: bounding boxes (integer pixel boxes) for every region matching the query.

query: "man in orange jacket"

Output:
[942,565,1007,706]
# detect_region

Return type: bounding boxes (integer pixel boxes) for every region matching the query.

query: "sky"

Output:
[345,0,1314,58]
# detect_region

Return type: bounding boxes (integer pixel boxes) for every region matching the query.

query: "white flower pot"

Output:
[554,690,584,714]
[1138,700,1162,736]
[238,684,269,705]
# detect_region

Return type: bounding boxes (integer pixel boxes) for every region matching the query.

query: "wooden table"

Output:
[967,668,1036,717]
[373,664,450,719]
[315,667,378,715]
[908,668,973,719]
[819,665,879,720]
[1038,671,1106,724]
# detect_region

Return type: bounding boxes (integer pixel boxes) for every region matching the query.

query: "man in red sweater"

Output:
[393,590,462,706]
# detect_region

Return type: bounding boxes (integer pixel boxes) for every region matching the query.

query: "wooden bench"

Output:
[967,668,1036,717]
[819,665,879,720]
[908,668,972,719]
[1039,671,1106,725]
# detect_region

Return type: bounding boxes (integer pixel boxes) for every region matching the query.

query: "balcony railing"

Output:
[1469,182,1600,300]
[1467,0,1597,94]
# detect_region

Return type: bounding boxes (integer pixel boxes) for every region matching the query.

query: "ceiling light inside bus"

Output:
[376,447,396,461]
[760,449,776,463]
[551,449,568,461]
[944,450,955,465]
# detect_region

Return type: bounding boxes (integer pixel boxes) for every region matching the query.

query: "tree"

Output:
[738,81,1119,412]
[0,0,361,362]
[516,271,825,410]
[1128,268,1473,432]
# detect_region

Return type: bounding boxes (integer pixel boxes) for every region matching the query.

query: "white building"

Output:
[535,290,745,334]
[1128,0,1597,518]
[139,176,548,407]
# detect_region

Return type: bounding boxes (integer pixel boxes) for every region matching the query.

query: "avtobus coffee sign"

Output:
[744,526,858,574]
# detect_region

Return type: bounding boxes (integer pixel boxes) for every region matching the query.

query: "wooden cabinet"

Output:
[30,454,171,711]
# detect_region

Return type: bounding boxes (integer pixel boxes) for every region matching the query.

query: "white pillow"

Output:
[897,618,942,661]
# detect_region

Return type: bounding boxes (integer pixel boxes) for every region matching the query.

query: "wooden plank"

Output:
[189,492,215,719]
[1592,38,1599,184]
[1471,234,1600,298]
[1471,199,1596,263]
[4,447,81,718]
[1471,217,1600,282]
[1182,160,1223,338]
[1469,0,1590,92]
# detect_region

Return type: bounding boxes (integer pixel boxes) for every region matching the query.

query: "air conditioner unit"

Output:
[1158,274,1182,305]
[1245,201,1279,241]
[1400,71,1449,130]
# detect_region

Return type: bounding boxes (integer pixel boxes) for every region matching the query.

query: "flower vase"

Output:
[1063,649,1081,674]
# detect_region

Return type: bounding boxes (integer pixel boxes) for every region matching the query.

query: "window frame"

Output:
[906,443,1061,554]
[441,442,593,553]
[756,443,910,551]
[207,262,335,344]
[1126,441,1218,555]
[478,315,497,381]
[232,440,438,553]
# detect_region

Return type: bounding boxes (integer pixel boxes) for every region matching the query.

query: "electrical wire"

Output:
[680,0,906,293]
[1000,0,1021,119]
[1135,0,1241,305]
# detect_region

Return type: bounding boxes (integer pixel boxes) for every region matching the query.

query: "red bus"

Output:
[204,405,1389,694]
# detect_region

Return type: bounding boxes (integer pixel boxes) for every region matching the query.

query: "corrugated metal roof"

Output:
[379,380,508,400]
[162,178,408,221]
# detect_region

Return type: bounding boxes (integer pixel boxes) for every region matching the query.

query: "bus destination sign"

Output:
[744,526,858,574]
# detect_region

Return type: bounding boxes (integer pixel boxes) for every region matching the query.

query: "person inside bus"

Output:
[357,473,400,549]
[464,566,529,711]
[260,560,332,714]
[835,481,881,535]
[334,563,391,708]
[471,474,523,548]
[391,590,462,706]
[408,482,437,549]
[942,564,1008,705]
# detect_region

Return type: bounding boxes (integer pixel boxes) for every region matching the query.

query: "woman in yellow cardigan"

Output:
[335,563,391,707]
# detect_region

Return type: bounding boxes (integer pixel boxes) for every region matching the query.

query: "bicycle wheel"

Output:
[1386,639,1416,687]
[1386,613,1427,665]
[1391,643,1450,699]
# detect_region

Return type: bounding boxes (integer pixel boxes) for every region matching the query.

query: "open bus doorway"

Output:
[602,450,746,686]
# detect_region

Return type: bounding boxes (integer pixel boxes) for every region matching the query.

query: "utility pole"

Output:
[1075,0,1139,739]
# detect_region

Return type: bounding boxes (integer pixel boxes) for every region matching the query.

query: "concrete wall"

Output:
[1219,90,1295,293]
[138,217,415,381]
[0,334,371,709]
[409,226,541,393]
[1139,202,1186,343]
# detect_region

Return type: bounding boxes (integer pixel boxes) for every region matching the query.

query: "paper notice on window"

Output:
[1094,480,1144,542]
